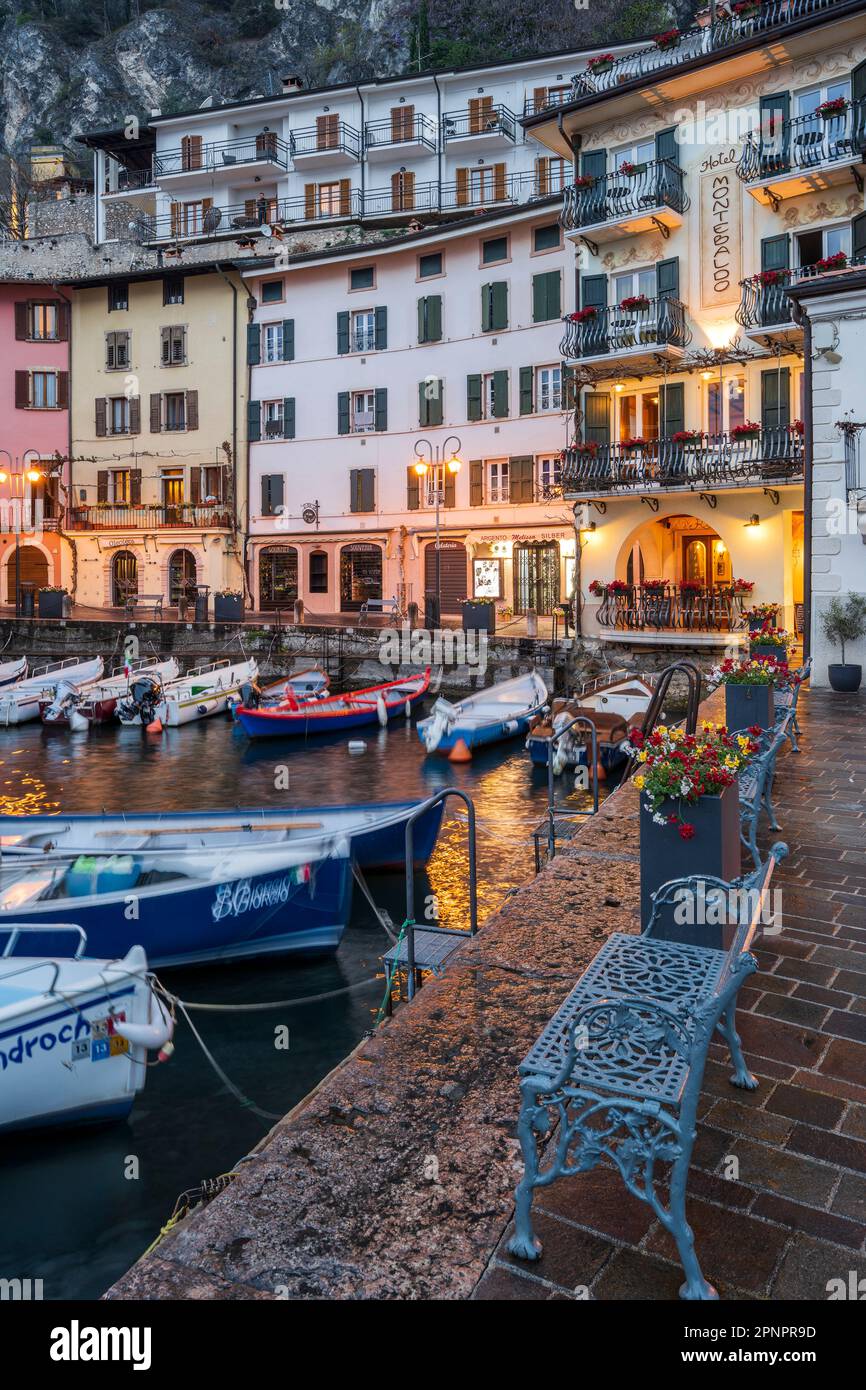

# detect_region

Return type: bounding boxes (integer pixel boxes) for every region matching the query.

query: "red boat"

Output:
[236,668,431,739]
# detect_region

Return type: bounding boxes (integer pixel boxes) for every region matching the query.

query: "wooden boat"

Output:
[40,658,181,728]
[116,658,258,727]
[236,668,429,739]
[0,657,104,726]
[228,666,329,720]
[0,797,446,874]
[0,928,172,1132]
[0,656,26,688]
[526,672,655,772]
[418,671,548,754]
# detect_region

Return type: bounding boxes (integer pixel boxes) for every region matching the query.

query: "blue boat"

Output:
[418,671,548,754]
[525,674,655,773]
[235,669,429,739]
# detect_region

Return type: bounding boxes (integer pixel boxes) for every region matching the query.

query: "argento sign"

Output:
[700,161,742,309]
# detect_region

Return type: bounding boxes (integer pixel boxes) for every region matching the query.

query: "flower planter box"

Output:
[37,590,66,619]
[639,783,741,948]
[748,615,777,631]
[750,642,785,662]
[725,682,774,733]
[462,602,495,634]
[213,594,244,622]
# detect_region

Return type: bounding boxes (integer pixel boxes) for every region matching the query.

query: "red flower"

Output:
[679,823,696,841]
[748,724,763,736]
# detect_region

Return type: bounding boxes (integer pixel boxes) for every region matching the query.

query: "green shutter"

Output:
[429,379,443,427]
[492,369,509,419]
[467,374,482,422]
[361,468,375,511]
[470,460,483,506]
[337,311,350,355]
[659,383,684,439]
[481,283,492,332]
[655,127,678,168]
[419,379,443,427]
[532,271,560,322]
[581,150,606,180]
[375,306,387,351]
[852,60,866,147]
[656,256,679,301]
[583,391,610,446]
[760,92,790,168]
[853,211,866,264]
[581,274,607,311]
[561,362,576,411]
[444,470,456,508]
[761,234,789,271]
[374,387,387,432]
[247,399,261,442]
[519,366,534,415]
[282,319,295,361]
[427,294,442,342]
[761,367,790,430]
[246,323,260,365]
[509,456,534,504]
[337,390,350,435]
[407,466,420,510]
[283,397,295,439]
[491,281,508,331]
[350,469,362,513]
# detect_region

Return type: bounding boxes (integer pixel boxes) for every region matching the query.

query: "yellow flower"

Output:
[724,757,739,771]
[638,750,648,763]
[633,774,645,789]
[737,734,750,750]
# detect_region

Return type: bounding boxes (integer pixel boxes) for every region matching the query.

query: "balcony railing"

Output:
[561,159,688,232]
[289,123,362,160]
[593,583,748,634]
[737,256,866,329]
[364,114,437,151]
[560,298,691,360]
[104,165,155,195]
[440,168,554,211]
[69,504,232,530]
[562,428,804,494]
[442,106,517,143]
[361,181,440,217]
[153,135,291,178]
[737,99,866,185]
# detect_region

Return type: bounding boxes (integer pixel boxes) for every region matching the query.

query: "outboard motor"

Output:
[239,679,262,709]
[43,677,81,724]
[117,675,163,725]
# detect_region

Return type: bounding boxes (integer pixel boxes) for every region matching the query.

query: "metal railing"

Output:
[154,134,291,178]
[68,504,232,530]
[442,105,517,142]
[560,297,691,359]
[106,166,155,194]
[594,584,749,633]
[364,114,437,151]
[562,427,804,493]
[561,159,688,232]
[737,255,866,329]
[737,98,866,184]
[439,168,552,210]
[361,181,440,217]
[289,122,362,160]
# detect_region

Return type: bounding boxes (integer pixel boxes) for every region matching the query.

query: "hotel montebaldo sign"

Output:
[699,150,742,310]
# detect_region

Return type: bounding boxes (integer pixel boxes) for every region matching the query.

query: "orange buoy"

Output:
[595,761,608,783]
[448,737,472,763]
[145,718,163,733]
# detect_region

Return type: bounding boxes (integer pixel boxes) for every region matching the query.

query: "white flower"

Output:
[652,813,667,826]
[680,778,693,796]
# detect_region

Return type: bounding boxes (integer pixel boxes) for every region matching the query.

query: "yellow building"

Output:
[67,264,249,612]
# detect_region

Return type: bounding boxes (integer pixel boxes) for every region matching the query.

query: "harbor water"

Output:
[0,711,603,1298]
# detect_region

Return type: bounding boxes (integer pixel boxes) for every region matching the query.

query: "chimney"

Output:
[282,75,304,94]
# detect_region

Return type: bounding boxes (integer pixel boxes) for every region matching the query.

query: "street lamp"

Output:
[413,434,462,622]
[0,451,45,617]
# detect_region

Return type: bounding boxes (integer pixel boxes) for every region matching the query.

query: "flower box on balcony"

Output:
[816,252,847,273]
[731,0,761,16]
[679,580,703,595]
[792,419,805,436]
[756,268,788,287]
[731,421,761,441]
[619,161,647,177]
[641,579,667,591]
[654,28,681,49]
[573,174,595,189]
[588,580,606,597]
[572,440,599,456]
[607,580,628,593]
[672,430,702,445]
[569,306,597,322]
[622,437,647,451]
[620,294,650,311]
[816,98,847,119]
[587,55,614,74]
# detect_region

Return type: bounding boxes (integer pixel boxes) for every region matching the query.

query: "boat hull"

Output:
[236,676,428,739]
[419,704,544,753]
[526,736,629,771]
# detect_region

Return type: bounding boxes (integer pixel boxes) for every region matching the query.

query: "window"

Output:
[28,302,59,339]
[201,466,223,503]
[161,470,184,508]
[613,268,656,303]
[108,396,130,434]
[481,281,508,332]
[535,157,567,197]
[708,376,746,435]
[349,468,376,513]
[533,222,561,253]
[486,459,509,504]
[351,310,375,353]
[536,365,562,412]
[352,390,375,432]
[261,475,284,517]
[419,251,443,279]
[316,113,340,150]
[618,390,660,440]
[108,282,129,312]
[611,140,654,173]
[263,322,284,364]
[31,371,57,408]
[532,270,561,322]
[309,551,328,593]
[263,400,284,439]
[537,455,562,496]
[795,79,850,121]
[163,275,184,306]
[481,234,508,266]
[160,325,187,366]
[261,279,284,304]
[422,464,446,508]
[795,224,851,269]
[106,331,129,371]
[164,392,186,431]
[111,469,132,503]
[350,266,375,291]
[316,181,348,216]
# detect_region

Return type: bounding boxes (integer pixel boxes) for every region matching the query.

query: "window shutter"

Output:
[420,378,443,427]
[57,371,69,410]
[374,306,387,351]
[337,311,350,355]
[186,389,198,430]
[374,387,387,432]
[128,394,140,433]
[14,302,28,339]
[456,167,469,206]
[532,270,560,323]
[467,374,482,422]
[337,391,350,435]
[56,301,70,341]
[470,460,483,506]
[761,233,790,272]
[584,391,611,446]
[533,86,548,113]
[282,319,295,361]
[339,179,351,216]
[561,362,577,411]
[581,149,606,181]
[170,203,181,237]
[407,466,420,510]
[427,293,442,342]
[247,399,261,443]
[492,368,509,418]
[96,470,108,503]
[317,113,338,149]
[535,157,549,196]
[130,468,142,504]
[283,397,296,439]
[261,475,270,514]
[94,395,106,435]
[509,456,534,504]
[853,211,866,264]
[190,467,201,504]
[655,127,679,168]
[246,323,261,365]
[491,281,508,331]
[444,470,456,508]
[760,91,790,164]
[106,333,115,370]
[361,468,375,512]
[493,162,507,201]
[852,60,866,147]
[761,367,790,430]
[519,366,534,415]
[15,371,30,408]
[161,326,171,365]
[418,380,428,427]
[150,393,162,433]
[658,383,684,439]
[181,135,202,171]
[350,469,373,513]
[304,184,316,218]
[656,256,679,301]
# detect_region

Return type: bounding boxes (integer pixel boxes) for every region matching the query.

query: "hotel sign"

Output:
[700,158,742,309]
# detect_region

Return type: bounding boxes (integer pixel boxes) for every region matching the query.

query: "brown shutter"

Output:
[97,470,108,502]
[493,163,507,201]
[56,300,70,341]
[186,389,199,430]
[244,198,256,219]
[129,395,141,433]
[150,393,162,432]
[338,178,351,216]
[470,460,483,506]
[130,468,142,505]
[391,170,415,211]
[316,114,338,150]
[56,371,69,409]
[533,86,548,113]
[468,97,492,134]
[304,183,316,218]
[15,370,30,408]
[392,103,414,141]
[160,326,170,364]
[181,135,202,171]
[94,396,106,435]
[535,157,549,196]
[456,167,469,207]
[170,203,181,236]
[189,467,201,504]
[14,302,29,339]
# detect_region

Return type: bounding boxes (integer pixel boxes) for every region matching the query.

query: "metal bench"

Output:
[507,843,788,1300]
[774,657,811,753]
[739,717,791,869]
[124,593,164,620]
[358,595,402,626]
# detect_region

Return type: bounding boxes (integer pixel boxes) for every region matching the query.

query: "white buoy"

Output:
[376,694,388,728]
[68,709,89,733]
[348,740,367,754]
[405,699,412,720]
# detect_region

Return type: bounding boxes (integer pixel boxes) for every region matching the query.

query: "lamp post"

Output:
[413,434,462,621]
[0,452,45,617]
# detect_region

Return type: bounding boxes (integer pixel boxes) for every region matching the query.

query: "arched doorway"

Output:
[168,549,197,607]
[5,545,49,603]
[259,546,298,610]
[111,550,138,607]
[514,541,560,615]
[340,544,382,611]
[423,541,467,615]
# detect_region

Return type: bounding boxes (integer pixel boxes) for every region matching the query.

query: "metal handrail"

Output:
[737,255,866,329]
[289,123,362,159]
[561,159,688,232]
[545,714,600,863]
[560,297,691,360]
[0,922,87,958]
[623,659,701,780]
[562,428,804,493]
[442,105,517,142]
[737,97,866,185]
[154,134,291,178]
[404,788,478,1000]
[364,114,437,150]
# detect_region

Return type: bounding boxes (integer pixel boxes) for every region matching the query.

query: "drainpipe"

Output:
[52,281,75,597]
[433,75,442,211]
[213,263,241,592]
[793,299,813,662]
[356,85,365,215]
[572,502,584,639]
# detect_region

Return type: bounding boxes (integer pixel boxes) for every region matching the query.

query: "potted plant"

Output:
[607,579,628,593]
[573,173,596,189]
[733,578,755,595]
[588,579,606,597]
[732,420,762,441]
[37,586,67,619]
[816,97,847,119]
[816,251,847,273]
[620,293,650,312]
[462,597,495,633]
[745,601,780,630]
[653,27,681,49]
[622,436,647,451]
[213,589,244,622]
[619,160,647,177]
[750,621,792,662]
[672,429,703,446]
[755,268,788,287]
[641,578,667,591]
[712,656,778,731]
[819,594,866,692]
[587,53,615,74]
[732,0,761,17]
[629,722,759,945]
[572,439,599,457]
[569,306,598,322]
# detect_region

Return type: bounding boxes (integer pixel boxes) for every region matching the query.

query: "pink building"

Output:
[0,282,70,603]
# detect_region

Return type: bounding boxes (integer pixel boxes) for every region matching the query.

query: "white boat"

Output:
[526,671,655,772]
[418,670,548,753]
[117,657,258,727]
[0,924,173,1133]
[41,658,181,728]
[0,657,104,726]
[0,656,27,688]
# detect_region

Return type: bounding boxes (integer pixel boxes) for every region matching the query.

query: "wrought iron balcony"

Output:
[737,255,865,332]
[737,99,866,197]
[361,181,440,217]
[68,504,232,530]
[561,160,689,240]
[364,114,437,153]
[441,105,517,144]
[592,583,748,635]
[562,428,804,497]
[103,165,155,196]
[289,123,362,161]
[560,298,691,362]
[153,134,290,178]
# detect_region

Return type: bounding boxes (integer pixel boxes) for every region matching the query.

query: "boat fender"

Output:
[422,698,455,752]
[504,719,519,735]
[115,996,174,1053]
[158,1039,175,1064]
[145,718,163,733]
[196,704,208,716]
[448,738,472,763]
[405,699,412,720]
[376,694,388,728]
[69,709,89,733]
[348,740,366,754]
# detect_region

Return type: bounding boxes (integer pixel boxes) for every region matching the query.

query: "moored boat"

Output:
[117,658,258,727]
[235,668,429,739]
[0,927,173,1133]
[0,657,104,726]
[40,658,181,728]
[0,656,27,688]
[418,670,548,754]
[526,671,655,772]
[228,665,329,720]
